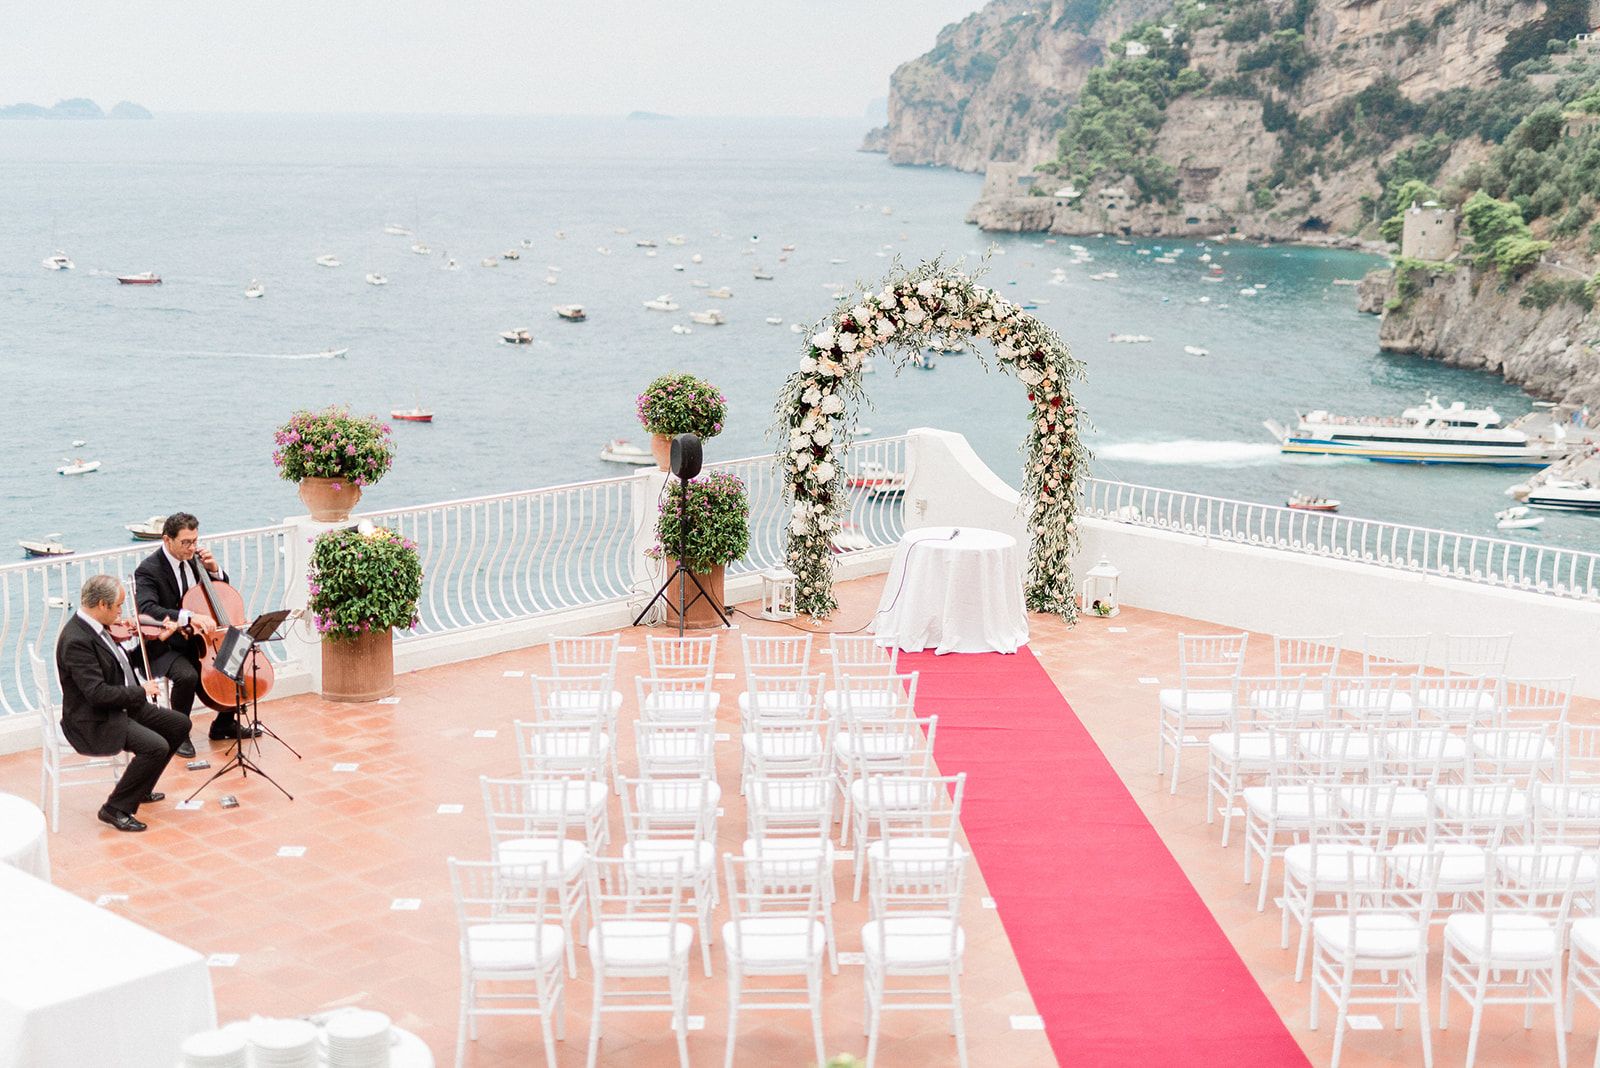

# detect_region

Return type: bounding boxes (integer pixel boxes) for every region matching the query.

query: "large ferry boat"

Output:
[1263,396,1568,466]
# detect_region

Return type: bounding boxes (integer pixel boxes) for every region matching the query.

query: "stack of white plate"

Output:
[179,1028,247,1068]
[248,1017,319,1068]
[323,1009,393,1067]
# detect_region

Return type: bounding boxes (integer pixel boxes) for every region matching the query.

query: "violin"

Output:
[107,615,179,643]
[182,549,276,712]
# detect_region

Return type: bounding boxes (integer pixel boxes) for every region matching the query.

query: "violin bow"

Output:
[122,576,156,681]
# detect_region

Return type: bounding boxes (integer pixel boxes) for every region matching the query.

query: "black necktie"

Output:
[179,561,190,595]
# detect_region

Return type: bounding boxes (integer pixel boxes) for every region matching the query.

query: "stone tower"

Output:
[1401,202,1458,262]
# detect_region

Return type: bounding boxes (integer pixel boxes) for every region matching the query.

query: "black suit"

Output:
[56,614,188,816]
[133,548,238,734]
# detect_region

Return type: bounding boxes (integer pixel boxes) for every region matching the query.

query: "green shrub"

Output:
[1221,4,1271,42]
[308,527,422,640]
[636,373,728,438]
[652,471,750,573]
[1520,277,1593,310]
[272,406,396,487]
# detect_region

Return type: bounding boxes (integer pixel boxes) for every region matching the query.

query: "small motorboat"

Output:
[315,254,342,268]
[666,235,686,246]
[765,316,784,325]
[442,257,461,271]
[643,295,680,312]
[410,242,432,255]
[848,462,904,490]
[117,272,162,285]
[689,309,726,326]
[58,458,101,476]
[598,439,656,465]
[781,244,796,252]
[502,249,521,260]
[707,287,733,299]
[1496,505,1545,530]
[671,324,693,335]
[19,536,72,558]
[42,251,74,271]
[672,263,685,272]
[553,304,587,322]
[390,405,434,423]
[691,253,703,264]
[1109,334,1153,343]
[383,224,413,236]
[521,238,534,248]
[126,515,167,540]
[480,257,498,268]
[1287,493,1340,512]
[1183,345,1209,357]
[635,239,658,248]
[71,439,86,447]
[500,329,533,345]
[544,274,559,286]
[365,273,388,286]
[752,270,774,280]
[319,347,350,359]
[244,280,265,299]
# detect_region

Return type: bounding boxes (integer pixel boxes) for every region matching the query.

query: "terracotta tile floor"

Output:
[5,576,1594,1067]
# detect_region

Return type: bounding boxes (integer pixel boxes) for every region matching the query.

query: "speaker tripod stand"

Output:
[633,431,729,636]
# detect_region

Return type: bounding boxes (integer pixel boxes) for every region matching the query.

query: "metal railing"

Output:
[1082,478,1600,601]
[0,524,294,716]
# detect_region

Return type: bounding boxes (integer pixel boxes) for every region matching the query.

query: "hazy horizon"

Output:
[1,1,985,118]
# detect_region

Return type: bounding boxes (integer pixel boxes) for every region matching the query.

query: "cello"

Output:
[183,556,276,712]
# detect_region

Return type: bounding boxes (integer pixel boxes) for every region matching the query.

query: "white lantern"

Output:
[1080,557,1121,618]
[760,567,798,621]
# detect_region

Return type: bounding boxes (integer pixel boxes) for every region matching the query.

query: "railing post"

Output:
[629,467,671,617]
[282,514,348,692]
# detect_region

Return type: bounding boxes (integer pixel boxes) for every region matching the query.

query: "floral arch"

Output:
[773,260,1089,621]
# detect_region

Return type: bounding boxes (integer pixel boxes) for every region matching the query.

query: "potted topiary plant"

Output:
[308,525,422,701]
[273,405,396,521]
[635,372,727,471]
[650,470,749,628]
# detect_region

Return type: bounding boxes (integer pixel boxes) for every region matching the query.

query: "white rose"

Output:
[793,451,812,469]
[788,428,806,446]
[799,356,817,374]
[811,330,835,350]
[820,394,843,415]
[818,357,842,377]
[851,304,871,323]
[1018,368,1043,386]
[879,290,897,308]
[813,427,833,446]
[791,516,811,535]
[818,516,835,531]
[802,387,822,406]
[904,305,926,326]
[916,279,937,298]
[815,461,836,482]
[837,332,859,353]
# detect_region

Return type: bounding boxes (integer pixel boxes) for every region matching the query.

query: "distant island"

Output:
[626,110,672,121]
[0,98,152,120]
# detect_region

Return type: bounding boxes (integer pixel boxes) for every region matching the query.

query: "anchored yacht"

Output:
[1264,396,1568,467]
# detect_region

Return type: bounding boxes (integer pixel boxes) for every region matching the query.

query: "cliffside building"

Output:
[979,161,1037,200]
[1401,202,1458,262]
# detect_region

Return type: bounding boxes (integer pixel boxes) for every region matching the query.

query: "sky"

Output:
[1,1,988,117]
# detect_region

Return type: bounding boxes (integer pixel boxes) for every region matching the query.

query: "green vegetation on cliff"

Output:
[1462,190,1550,278]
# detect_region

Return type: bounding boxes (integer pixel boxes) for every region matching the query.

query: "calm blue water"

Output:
[0,114,1587,555]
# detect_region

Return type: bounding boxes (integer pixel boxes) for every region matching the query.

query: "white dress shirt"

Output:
[161,546,216,626]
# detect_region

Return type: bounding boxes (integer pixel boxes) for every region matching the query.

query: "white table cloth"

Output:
[0,793,48,882]
[873,526,1029,655]
[0,864,216,1068]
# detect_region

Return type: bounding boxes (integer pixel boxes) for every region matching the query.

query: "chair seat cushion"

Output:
[1312,914,1423,960]
[822,690,900,716]
[1472,733,1555,764]
[495,837,589,880]
[1444,912,1559,963]
[860,917,965,967]
[1333,689,1416,715]
[1208,731,1285,765]
[746,779,831,814]
[743,732,823,760]
[1388,843,1486,890]
[848,778,942,812]
[467,922,566,971]
[1495,845,1598,886]
[527,731,611,761]
[1248,689,1328,716]
[588,920,695,967]
[1284,843,1377,883]
[1157,689,1234,717]
[1534,785,1600,819]
[1242,785,1327,822]
[865,838,968,870]
[1414,687,1498,716]
[833,733,918,761]
[1570,917,1600,959]
[721,917,826,964]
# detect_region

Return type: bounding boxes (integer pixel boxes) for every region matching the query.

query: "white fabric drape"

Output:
[0,794,48,883]
[873,527,1029,655]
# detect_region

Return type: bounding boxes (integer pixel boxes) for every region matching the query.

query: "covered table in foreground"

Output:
[873,526,1029,655]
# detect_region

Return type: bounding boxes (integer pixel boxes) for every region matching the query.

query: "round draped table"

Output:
[0,792,49,883]
[872,526,1029,655]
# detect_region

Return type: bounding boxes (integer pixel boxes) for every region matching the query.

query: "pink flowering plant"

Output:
[650,471,750,573]
[636,372,727,439]
[272,406,396,487]
[307,527,422,641]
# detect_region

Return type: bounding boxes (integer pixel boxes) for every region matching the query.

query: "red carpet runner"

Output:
[901,647,1308,1067]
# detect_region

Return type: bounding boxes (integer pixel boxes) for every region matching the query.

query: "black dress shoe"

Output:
[143,792,165,803]
[176,740,196,759]
[209,721,263,741]
[97,806,147,832]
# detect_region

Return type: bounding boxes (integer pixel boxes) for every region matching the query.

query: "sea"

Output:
[0,114,1589,557]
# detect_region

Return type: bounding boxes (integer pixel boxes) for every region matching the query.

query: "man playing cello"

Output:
[134,512,260,757]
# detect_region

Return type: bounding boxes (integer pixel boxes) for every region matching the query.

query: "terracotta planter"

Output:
[321,628,394,702]
[650,433,673,472]
[663,561,726,630]
[298,477,364,522]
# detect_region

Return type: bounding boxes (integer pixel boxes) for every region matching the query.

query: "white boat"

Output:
[672,263,685,272]
[480,258,498,268]
[689,309,726,326]
[598,439,656,466]
[42,251,74,271]
[544,275,559,286]
[829,258,847,265]
[635,239,657,248]
[1239,288,1257,296]
[383,224,412,236]
[71,439,86,447]
[319,347,350,359]
[244,280,265,299]
[442,258,460,271]
[502,249,520,260]
[643,295,679,312]
[1264,395,1569,467]
[596,246,612,255]
[125,515,167,541]
[752,270,774,280]
[707,287,733,299]
[316,254,341,268]
[1090,271,1119,281]
[553,304,586,322]
[691,253,703,264]
[365,273,388,286]
[909,352,937,370]
[665,235,686,246]
[671,324,693,335]
[1524,479,1600,512]
[1495,505,1546,530]
[765,316,784,325]
[1183,345,1209,357]
[500,329,533,345]
[58,458,101,476]
[1109,333,1153,344]
[19,535,72,558]
[521,238,534,248]
[410,243,432,255]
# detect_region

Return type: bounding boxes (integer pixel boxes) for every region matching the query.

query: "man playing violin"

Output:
[57,574,190,832]
[133,512,259,757]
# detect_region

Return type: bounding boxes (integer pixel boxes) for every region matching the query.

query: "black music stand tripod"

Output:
[632,433,730,636]
[186,609,297,803]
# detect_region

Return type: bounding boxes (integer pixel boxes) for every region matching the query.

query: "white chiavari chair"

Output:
[479,775,589,978]
[720,853,829,1068]
[584,855,694,1068]
[1157,633,1247,794]
[620,776,719,977]
[861,850,969,1068]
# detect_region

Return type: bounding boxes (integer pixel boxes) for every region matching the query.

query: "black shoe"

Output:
[208,721,261,741]
[98,806,147,833]
[143,792,165,804]
[176,740,196,759]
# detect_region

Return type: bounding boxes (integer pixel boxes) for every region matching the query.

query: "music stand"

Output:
[185,609,298,803]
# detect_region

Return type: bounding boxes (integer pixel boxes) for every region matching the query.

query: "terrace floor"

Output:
[3,573,1596,1067]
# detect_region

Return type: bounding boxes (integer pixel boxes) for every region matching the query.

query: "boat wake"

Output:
[158,348,349,361]
[1095,440,1283,466]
